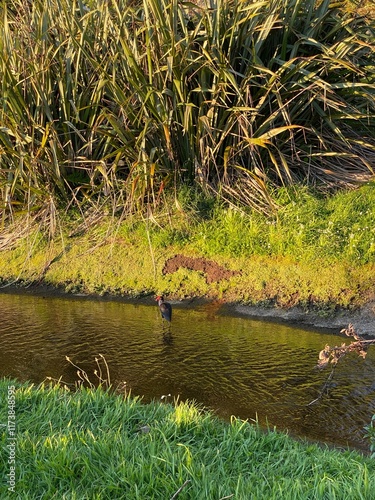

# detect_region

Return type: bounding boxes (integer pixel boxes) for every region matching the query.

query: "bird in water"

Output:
[155,295,172,323]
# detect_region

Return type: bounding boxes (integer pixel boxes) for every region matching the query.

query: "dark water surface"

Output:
[1,291,374,452]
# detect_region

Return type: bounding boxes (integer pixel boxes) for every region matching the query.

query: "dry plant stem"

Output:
[65,356,95,389]
[307,365,337,406]
[94,354,111,388]
[64,355,113,390]
[47,356,126,394]
[143,210,157,282]
[170,480,191,500]
[44,376,74,389]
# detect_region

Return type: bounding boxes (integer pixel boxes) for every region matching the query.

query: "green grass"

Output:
[1,379,375,499]
[76,181,369,265]
[187,183,375,264]
[0,184,375,310]
[105,182,375,266]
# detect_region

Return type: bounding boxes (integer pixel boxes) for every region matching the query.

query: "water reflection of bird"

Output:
[156,295,172,323]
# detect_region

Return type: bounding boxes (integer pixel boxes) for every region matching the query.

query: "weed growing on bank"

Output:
[1,379,375,498]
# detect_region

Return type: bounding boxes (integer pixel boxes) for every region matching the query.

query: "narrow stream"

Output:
[1,291,374,452]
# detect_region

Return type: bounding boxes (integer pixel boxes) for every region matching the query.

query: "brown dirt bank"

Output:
[163,254,241,283]
[230,301,375,338]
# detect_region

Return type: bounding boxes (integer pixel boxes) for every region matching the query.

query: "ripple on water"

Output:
[0,292,374,452]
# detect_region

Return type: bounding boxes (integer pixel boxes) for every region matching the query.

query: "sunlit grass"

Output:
[147,182,375,266]
[0,183,374,309]
[1,379,374,498]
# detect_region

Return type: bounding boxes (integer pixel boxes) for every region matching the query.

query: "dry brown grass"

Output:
[349,0,375,18]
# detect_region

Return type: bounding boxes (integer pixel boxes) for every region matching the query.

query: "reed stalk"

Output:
[0,0,374,221]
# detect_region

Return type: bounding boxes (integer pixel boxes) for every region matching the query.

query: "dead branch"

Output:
[317,324,375,370]
[309,324,375,405]
[307,365,337,406]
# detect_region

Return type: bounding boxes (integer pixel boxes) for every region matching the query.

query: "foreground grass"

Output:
[0,184,375,312]
[1,379,374,499]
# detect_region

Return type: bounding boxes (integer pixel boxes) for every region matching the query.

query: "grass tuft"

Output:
[1,379,375,498]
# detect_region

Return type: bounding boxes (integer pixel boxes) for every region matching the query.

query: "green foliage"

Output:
[0,0,375,220]
[1,379,375,498]
[176,183,375,265]
[131,183,375,271]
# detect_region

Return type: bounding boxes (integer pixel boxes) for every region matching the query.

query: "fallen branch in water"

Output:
[308,324,375,406]
[317,324,375,370]
[307,365,337,406]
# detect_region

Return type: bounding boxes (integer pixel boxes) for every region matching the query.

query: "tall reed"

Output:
[0,0,374,221]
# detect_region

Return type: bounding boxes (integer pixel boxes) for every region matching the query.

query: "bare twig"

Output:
[170,480,191,500]
[316,324,375,370]
[310,324,375,405]
[307,365,337,406]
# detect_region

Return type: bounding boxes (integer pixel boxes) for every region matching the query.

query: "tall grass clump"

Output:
[0,0,374,226]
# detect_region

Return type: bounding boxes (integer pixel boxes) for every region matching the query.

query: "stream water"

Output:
[1,290,374,452]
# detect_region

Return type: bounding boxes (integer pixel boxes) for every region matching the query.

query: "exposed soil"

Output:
[162,254,241,284]
[232,301,375,338]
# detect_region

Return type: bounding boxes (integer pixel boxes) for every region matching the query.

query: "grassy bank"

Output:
[1,0,375,314]
[1,379,375,499]
[0,185,375,314]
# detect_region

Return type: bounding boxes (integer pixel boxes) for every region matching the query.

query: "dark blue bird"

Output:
[156,295,172,322]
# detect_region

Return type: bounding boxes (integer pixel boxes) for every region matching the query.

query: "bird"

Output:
[155,295,172,323]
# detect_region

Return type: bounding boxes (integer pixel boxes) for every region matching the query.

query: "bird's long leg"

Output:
[161,317,171,335]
